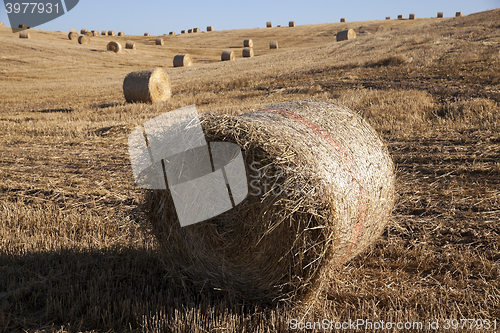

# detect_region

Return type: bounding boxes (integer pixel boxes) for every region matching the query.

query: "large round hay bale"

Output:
[169,31,176,35]
[125,40,136,49]
[221,50,234,61]
[108,30,115,36]
[123,68,171,104]
[92,30,99,36]
[277,24,282,27]
[455,11,462,17]
[340,18,346,22]
[336,29,356,42]
[188,29,193,33]
[118,31,125,36]
[144,100,395,302]
[80,29,87,34]
[68,31,78,40]
[144,32,150,36]
[84,31,93,37]
[243,39,253,47]
[193,27,200,33]
[107,41,122,53]
[18,24,26,29]
[156,38,164,45]
[289,21,295,27]
[181,30,186,34]
[101,30,107,36]
[437,12,443,18]
[266,21,272,28]
[19,30,30,39]
[207,26,214,32]
[398,14,404,19]
[409,13,415,19]
[173,54,193,67]
[78,35,90,44]
[242,48,254,57]
[270,41,278,49]
[385,16,391,20]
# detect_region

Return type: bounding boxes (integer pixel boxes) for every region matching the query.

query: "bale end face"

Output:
[78,35,90,44]
[68,32,78,40]
[107,41,122,53]
[101,31,107,36]
[266,21,272,28]
[207,26,214,32]
[169,31,176,35]
[84,31,93,37]
[122,68,171,104]
[336,29,356,42]
[173,54,193,67]
[193,28,200,33]
[125,40,136,49]
[243,39,253,47]
[156,38,164,45]
[289,21,296,27]
[221,50,235,61]
[92,30,99,36]
[269,41,278,49]
[242,48,254,57]
[398,15,404,19]
[118,32,125,36]
[108,30,115,36]
[455,12,463,17]
[437,12,443,18]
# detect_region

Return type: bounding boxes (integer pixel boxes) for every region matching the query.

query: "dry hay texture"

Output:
[409,13,415,19]
[173,54,193,67]
[78,35,90,44]
[207,26,214,32]
[108,30,115,36]
[107,41,122,53]
[243,39,253,47]
[242,47,254,57]
[270,41,278,49]
[221,49,234,61]
[156,38,164,45]
[123,68,171,104]
[144,100,395,303]
[19,30,30,39]
[437,12,444,18]
[68,31,78,40]
[118,31,125,36]
[266,21,272,28]
[337,29,356,42]
[289,21,296,27]
[125,40,136,49]
[456,12,463,17]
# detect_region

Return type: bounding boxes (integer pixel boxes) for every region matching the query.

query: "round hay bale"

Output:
[173,54,193,67]
[455,11,462,17]
[123,68,171,104]
[289,21,296,27]
[336,29,356,42]
[437,12,443,18]
[156,38,164,45]
[92,30,99,36]
[144,32,150,36]
[18,24,27,29]
[398,14,404,19]
[78,35,90,44]
[266,21,272,28]
[145,100,395,302]
[243,39,253,47]
[269,41,278,49]
[0,22,4,28]
[193,27,200,33]
[19,30,30,39]
[107,41,122,53]
[80,29,87,34]
[188,29,193,33]
[207,26,214,32]
[340,18,346,22]
[125,40,136,49]
[385,16,391,20]
[409,13,415,20]
[277,24,282,27]
[169,31,176,35]
[108,30,115,36]
[101,30,107,36]
[181,30,186,34]
[118,31,125,36]
[242,48,254,57]
[68,31,78,40]
[221,49,234,61]
[84,31,93,37]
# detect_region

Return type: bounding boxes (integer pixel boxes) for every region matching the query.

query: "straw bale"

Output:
[181,30,186,34]
[80,29,87,34]
[437,12,443,18]
[125,40,136,49]
[385,17,390,20]
[398,15,404,19]
[277,25,282,27]
[242,48,254,57]
[337,29,356,42]
[207,26,214,32]
[244,39,253,47]
[108,30,115,36]
[19,30,30,39]
[107,41,122,53]
[409,13,415,19]
[455,12,462,17]
[173,54,193,67]
[266,21,272,28]
[340,18,346,22]
[193,27,200,33]
[91,30,99,36]
[84,31,93,37]
[289,21,295,27]
[123,68,171,104]
[78,36,90,44]
[118,31,125,36]
[144,100,395,302]
[156,38,164,45]
[188,29,193,33]
[101,30,107,35]
[221,49,234,61]
[270,41,278,49]
[68,32,78,40]
[144,32,150,36]
[169,31,176,35]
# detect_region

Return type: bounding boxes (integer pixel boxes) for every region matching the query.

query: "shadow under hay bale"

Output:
[144,100,395,303]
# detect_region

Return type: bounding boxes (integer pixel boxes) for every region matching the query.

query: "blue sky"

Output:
[1,0,498,35]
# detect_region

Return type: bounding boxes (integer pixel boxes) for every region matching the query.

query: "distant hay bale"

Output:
[340,18,346,22]
[277,24,282,27]
[118,31,125,36]
[221,49,235,61]
[19,24,27,29]
[242,48,254,57]
[398,15,404,19]
[193,27,200,33]
[107,41,122,53]
[336,29,356,42]
[173,54,193,67]
[181,30,186,34]
[125,40,136,49]
[156,38,164,45]
[80,29,87,34]
[19,30,30,39]
[244,39,253,47]
[78,35,90,44]
[108,30,115,36]
[188,29,193,33]
[84,31,93,37]
[169,31,176,35]
[207,26,214,31]
[270,41,278,49]
[409,13,415,19]
[455,12,462,17]
[144,32,150,36]
[289,21,295,27]
[437,12,443,18]
[68,31,78,40]
[266,21,272,28]
[92,30,99,36]
[145,100,395,302]
[101,30,107,35]
[0,22,4,28]
[386,17,390,20]
[122,68,171,104]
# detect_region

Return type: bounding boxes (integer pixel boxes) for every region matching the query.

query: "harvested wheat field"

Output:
[0,9,499,333]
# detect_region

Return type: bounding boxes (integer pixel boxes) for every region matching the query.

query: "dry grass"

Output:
[0,8,499,332]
